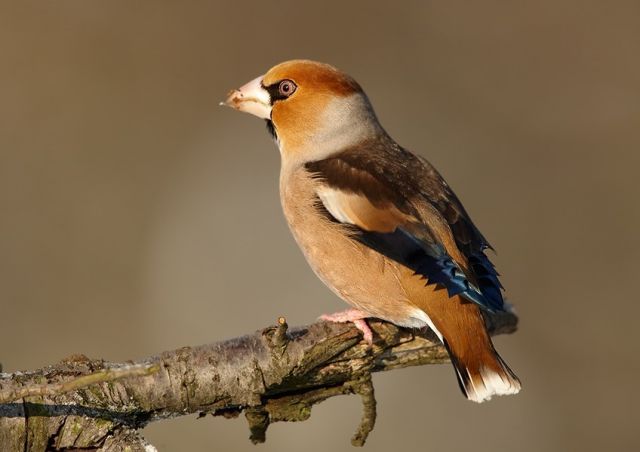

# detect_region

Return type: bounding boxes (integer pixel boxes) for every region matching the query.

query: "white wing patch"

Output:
[316,187,355,224]
[315,186,407,233]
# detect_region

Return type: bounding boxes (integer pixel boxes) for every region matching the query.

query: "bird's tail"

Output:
[444,338,521,403]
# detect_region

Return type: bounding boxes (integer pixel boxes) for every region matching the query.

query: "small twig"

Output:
[351,374,377,447]
[272,316,289,350]
[245,407,270,444]
[0,362,160,403]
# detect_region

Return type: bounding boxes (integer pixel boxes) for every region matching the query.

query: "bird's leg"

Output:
[319,308,373,344]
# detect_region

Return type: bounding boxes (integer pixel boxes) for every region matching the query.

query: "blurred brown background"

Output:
[1,1,639,451]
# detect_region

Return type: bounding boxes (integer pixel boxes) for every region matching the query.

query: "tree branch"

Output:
[0,363,160,404]
[0,312,517,450]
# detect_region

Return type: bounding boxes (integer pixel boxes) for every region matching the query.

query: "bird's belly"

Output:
[280,169,424,326]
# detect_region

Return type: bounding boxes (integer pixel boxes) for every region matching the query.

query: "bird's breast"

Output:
[279,166,424,326]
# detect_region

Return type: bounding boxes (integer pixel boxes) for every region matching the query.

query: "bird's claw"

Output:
[319,309,374,345]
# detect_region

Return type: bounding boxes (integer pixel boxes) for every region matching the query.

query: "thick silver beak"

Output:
[221,75,271,119]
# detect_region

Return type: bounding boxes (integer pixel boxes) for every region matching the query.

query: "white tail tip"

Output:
[464,364,522,403]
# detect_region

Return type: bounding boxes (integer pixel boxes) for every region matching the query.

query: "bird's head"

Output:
[223,60,384,163]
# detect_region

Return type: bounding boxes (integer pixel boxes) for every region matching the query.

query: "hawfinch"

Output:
[223,60,521,403]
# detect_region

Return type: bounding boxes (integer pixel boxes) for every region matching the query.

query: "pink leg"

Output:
[319,308,374,344]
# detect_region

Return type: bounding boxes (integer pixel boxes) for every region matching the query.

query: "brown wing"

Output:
[305,137,504,312]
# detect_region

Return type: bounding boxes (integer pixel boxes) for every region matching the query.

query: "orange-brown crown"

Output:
[262,60,362,97]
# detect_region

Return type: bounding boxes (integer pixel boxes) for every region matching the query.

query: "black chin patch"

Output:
[265,119,278,140]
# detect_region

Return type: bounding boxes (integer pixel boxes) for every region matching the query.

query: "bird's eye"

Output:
[278,80,297,97]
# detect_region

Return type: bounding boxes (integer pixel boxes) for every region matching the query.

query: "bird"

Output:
[222,60,521,403]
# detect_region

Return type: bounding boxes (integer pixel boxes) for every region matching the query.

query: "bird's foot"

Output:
[319,308,373,344]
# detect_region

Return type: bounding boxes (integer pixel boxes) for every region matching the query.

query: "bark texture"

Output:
[0,312,517,450]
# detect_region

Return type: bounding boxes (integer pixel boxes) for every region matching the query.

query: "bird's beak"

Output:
[221,75,272,119]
